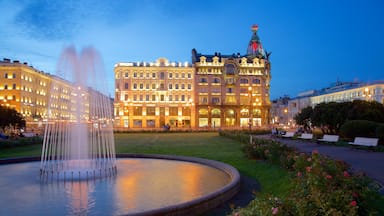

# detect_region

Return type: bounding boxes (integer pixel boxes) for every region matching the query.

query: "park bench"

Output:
[317,134,339,143]
[348,137,378,147]
[298,133,313,140]
[281,132,295,138]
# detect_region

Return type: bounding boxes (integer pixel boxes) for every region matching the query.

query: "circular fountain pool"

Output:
[0,154,240,215]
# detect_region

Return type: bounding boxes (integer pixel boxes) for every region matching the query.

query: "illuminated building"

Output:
[192,25,271,128]
[114,58,195,128]
[286,81,384,126]
[0,58,110,131]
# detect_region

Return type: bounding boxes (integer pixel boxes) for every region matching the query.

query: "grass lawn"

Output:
[0,132,292,197]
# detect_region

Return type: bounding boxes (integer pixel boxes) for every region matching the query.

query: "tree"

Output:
[294,106,313,132]
[294,100,384,135]
[0,106,26,131]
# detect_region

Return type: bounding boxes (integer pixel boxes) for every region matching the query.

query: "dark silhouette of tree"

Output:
[0,106,26,131]
[294,106,313,132]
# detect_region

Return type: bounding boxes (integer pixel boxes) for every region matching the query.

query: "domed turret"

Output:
[247,24,266,58]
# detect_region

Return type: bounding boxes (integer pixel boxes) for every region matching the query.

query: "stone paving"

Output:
[256,135,384,194]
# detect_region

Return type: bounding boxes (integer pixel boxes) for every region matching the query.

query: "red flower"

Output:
[350,200,357,206]
[306,166,312,173]
[297,172,302,177]
[326,174,332,179]
[312,149,319,155]
[343,171,350,177]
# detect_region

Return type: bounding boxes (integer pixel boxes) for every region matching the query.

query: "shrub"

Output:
[340,120,379,139]
[376,124,384,145]
[231,137,382,216]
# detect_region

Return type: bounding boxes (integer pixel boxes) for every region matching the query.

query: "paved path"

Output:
[256,135,384,194]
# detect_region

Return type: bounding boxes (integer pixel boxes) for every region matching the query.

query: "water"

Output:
[40,46,116,180]
[0,159,230,215]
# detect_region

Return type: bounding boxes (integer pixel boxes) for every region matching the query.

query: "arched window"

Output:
[225,64,235,75]
[211,108,221,117]
[253,79,261,84]
[240,78,249,84]
[199,109,208,116]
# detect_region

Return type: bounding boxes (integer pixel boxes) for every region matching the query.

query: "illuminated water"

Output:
[0,158,230,215]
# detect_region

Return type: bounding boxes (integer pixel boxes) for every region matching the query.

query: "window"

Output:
[12,84,16,89]
[175,95,179,101]
[225,64,235,75]
[152,95,156,101]
[124,94,128,101]
[199,77,208,83]
[181,84,185,89]
[139,95,143,101]
[212,97,220,104]
[146,95,149,101]
[133,83,137,89]
[12,73,16,78]
[160,95,165,101]
[240,78,249,84]
[181,73,185,78]
[133,95,137,101]
[169,84,173,89]
[169,73,173,78]
[169,95,173,101]
[140,73,143,78]
[253,79,261,84]
[140,83,144,89]
[181,95,185,101]
[133,72,137,77]
[175,73,179,78]
[4,84,8,90]
[147,107,156,116]
[152,84,156,89]
[152,73,156,78]
[159,83,165,90]
[133,107,142,115]
[226,88,233,93]
[146,83,150,89]
[124,72,128,78]
[213,78,220,83]
[175,84,179,89]
[146,73,150,78]
[169,107,178,116]
[160,72,165,79]
[188,84,191,90]
[187,73,191,78]
[4,73,8,78]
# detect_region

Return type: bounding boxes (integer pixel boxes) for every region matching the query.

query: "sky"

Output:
[1,0,383,99]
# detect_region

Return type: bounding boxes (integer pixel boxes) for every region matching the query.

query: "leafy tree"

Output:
[294,106,313,132]
[0,106,26,131]
[294,100,384,134]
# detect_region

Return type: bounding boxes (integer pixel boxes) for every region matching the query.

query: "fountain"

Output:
[40,46,116,181]
[0,47,240,215]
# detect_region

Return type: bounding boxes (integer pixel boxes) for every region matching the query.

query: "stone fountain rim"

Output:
[0,154,241,216]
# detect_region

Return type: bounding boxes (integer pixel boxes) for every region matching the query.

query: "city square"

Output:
[1,0,384,215]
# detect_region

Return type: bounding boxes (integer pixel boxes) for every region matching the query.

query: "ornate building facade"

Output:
[192,25,271,128]
[114,58,195,128]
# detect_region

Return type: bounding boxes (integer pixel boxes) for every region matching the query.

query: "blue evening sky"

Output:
[1,0,383,99]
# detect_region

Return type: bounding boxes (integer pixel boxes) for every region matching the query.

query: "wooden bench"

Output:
[318,135,339,143]
[281,132,294,138]
[298,133,313,140]
[348,137,378,147]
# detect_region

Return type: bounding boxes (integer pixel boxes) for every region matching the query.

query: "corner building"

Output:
[192,25,271,128]
[114,58,195,128]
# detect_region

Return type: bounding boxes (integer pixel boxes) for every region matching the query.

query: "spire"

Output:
[247,24,266,58]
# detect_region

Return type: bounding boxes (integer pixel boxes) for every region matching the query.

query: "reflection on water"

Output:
[0,158,230,215]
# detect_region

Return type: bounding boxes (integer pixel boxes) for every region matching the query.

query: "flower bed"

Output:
[230,136,383,215]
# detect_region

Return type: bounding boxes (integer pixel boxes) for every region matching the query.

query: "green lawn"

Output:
[0,132,292,197]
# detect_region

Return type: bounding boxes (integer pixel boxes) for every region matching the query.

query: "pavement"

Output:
[257,134,384,194]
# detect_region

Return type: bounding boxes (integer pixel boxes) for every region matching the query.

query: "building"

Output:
[270,96,290,126]
[114,58,195,129]
[0,58,111,132]
[192,25,271,129]
[285,81,384,126]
